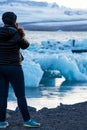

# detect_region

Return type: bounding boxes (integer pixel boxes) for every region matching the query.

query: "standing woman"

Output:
[0,12,40,128]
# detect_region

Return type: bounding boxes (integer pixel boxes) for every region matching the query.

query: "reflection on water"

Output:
[8,77,87,110]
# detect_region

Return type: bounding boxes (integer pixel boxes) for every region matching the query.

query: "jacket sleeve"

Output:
[18,37,30,49]
[9,29,30,49]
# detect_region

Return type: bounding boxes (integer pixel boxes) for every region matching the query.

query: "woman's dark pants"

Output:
[0,65,30,122]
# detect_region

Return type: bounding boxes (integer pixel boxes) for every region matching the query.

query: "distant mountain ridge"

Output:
[0,0,87,31]
[0,0,87,16]
[0,0,59,8]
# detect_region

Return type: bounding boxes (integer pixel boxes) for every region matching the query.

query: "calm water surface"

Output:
[26,31,87,44]
[8,78,87,110]
[8,31,87,110]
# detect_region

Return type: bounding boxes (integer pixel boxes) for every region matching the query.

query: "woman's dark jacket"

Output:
[0,26,29,65]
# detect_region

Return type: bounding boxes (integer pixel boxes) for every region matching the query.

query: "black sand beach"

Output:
[5,101,87,130]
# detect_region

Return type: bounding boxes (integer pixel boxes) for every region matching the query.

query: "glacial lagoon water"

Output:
[25,31,87,44]
[8,31,87,110]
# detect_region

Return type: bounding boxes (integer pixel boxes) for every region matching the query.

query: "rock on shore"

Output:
[6,101,87,130]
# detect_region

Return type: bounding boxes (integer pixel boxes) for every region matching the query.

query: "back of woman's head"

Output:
[2,12,17,25]
[2,12,25,37]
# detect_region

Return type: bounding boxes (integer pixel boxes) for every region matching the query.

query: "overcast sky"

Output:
[34,0,87,9]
